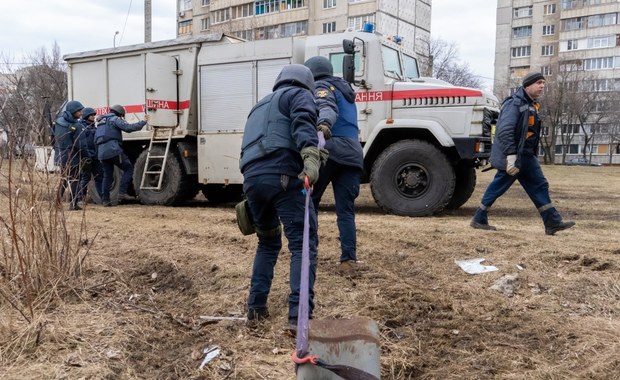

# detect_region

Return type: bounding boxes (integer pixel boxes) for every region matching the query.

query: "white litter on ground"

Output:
[455,258,498,274]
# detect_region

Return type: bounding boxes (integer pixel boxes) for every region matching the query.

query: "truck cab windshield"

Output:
[403,54,420,80]
[381,46,402,80]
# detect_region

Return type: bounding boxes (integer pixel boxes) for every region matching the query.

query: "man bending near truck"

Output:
[95,105,148,207]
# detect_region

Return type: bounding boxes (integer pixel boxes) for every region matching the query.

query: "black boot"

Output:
[471,207,496,231]
[118,193,135,204]
[545,220,575,235]
[541,207,574,235]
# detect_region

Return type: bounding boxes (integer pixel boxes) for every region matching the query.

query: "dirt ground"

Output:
[1,164,619,379]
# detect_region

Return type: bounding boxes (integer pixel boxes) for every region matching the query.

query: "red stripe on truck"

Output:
[355,88,483,102]
[94,100,191,115]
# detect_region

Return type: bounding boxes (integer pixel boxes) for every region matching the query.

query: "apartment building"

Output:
[175,0,432,71]
[495,0,620,164]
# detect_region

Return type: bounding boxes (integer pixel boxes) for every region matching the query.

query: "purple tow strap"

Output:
[296,132,326,359]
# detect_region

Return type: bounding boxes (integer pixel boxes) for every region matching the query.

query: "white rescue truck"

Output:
[64,29,499,216]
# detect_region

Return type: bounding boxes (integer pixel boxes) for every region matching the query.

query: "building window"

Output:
[588,36,615,48]
[584,57,614,70]
[541,45,555,56]
[323,21,337,34]
[280,20,308,37]
[255,0,280,15]
[348,14,375,30]
[588,13,618,28]
[542,25,555,36]
[232,3,254,18]
[541,66,552,76]
[202,0,210,6]
[511,46,531,58]
[561,0,586,10]
[254,21,307,40]
[324,0,336,8]
[512,26,532,38]
[562,17,584,31]
[178,20,192,34]
[544,4,556,14]
[567,40,579,50]
[560,62,580,72]
[513,6,533,18]
[201,17,210,30]
[212,9,230,23]
[234,29,254,41]
[282,0,305,10]
[180,0,192,11]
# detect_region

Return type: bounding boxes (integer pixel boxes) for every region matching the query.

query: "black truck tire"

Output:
[88,166,121,205]
[445,162,476,210]
[133,146,191,205]
[370,140,455,216]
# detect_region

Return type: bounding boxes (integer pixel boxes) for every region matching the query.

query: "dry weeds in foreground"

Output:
[1,164,619,379]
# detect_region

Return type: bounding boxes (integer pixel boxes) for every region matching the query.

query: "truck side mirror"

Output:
[343,55,355,84]
[343,39,355,54]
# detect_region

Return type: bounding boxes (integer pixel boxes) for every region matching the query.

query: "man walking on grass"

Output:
[471,72,575,235]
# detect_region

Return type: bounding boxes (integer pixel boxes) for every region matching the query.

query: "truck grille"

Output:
[401,96,469,106]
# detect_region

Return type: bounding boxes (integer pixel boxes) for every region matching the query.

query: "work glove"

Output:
[319,148,329,166]
[299,146,321,185]
[317,123,331,140]
[506,154,520,176]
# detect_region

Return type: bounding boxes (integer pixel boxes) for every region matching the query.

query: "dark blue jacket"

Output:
[490,87,540,170]
[77,118,98,160]
[241,84,318,179]
[95,113,146,160]
[315,76,363,169]
[54,110,80,167]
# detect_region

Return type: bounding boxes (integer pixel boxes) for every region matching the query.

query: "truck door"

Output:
[318,47,368,124]
[145,53,179,127]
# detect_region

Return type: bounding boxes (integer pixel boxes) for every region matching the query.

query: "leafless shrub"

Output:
[0,44,90,329]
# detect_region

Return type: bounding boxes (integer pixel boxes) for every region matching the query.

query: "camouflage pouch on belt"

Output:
[235,199,255,235]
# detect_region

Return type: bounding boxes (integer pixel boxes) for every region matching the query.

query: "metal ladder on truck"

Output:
[139,126,175,190]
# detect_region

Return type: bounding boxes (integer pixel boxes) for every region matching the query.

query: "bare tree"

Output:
[428,37,482,89]
[0,43,66,157]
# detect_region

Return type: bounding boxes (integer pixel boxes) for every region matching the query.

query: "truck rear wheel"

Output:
[370,140,455,216]
[445,161,476,210]
[133,146,191,205]
[88,166,121,205]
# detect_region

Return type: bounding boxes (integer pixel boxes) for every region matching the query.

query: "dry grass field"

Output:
[1,162,619,379]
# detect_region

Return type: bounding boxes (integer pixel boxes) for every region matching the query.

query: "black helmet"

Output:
[66,100,84,115]
[82,107,96,119]
[110,104,126,117]
[304,56,333,79]
[272,64,315,92]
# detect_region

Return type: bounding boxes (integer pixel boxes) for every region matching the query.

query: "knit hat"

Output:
[522,72,545,88]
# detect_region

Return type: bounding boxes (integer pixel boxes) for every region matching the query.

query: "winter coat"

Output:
[314,76,363,169]
[77,118,98,160]
[54,110,80,167]
[490,87,541,170]
[241,84,318,179]
[95,113,146,160]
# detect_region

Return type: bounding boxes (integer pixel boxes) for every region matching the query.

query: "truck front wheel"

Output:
[370,140,455,216]
[133,146,191,205]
